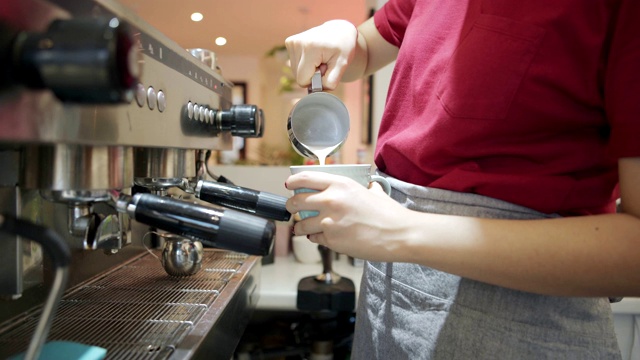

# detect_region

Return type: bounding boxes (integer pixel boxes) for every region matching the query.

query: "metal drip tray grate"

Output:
[0,250,259,360]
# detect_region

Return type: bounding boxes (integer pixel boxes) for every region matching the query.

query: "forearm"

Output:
[342,17,398,82]
[399,211,640,297]
[340,26,368,82]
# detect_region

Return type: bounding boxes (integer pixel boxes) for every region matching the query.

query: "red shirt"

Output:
[373,0,640,216]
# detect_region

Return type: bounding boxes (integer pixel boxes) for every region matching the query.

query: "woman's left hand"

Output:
[285,171,414,261]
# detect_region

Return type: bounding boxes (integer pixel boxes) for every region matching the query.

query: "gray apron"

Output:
[351,173,621,359]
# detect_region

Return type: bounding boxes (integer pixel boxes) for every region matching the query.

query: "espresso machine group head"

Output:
[0,8,281,268]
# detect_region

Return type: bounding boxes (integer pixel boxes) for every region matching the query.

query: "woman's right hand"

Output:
[285,20,358,90]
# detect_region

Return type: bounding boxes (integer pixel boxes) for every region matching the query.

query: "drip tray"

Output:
[0,250,261,360]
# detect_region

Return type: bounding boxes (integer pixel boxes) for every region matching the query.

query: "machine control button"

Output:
[147,86,157,110]
[193,104,200,121]
[135,83,146,107]
[207,109,214,124]
[199,106,207,122]
[187,102,194,119]
[157,90,166,112]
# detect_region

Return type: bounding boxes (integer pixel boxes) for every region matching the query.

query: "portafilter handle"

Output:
[195,180,291,222]
[117,193,274,256]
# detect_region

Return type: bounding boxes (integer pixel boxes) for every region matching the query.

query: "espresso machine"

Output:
[0,0,290,358]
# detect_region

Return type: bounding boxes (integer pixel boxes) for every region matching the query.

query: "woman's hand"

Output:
[285,171,415,261]
[285,20,358,90]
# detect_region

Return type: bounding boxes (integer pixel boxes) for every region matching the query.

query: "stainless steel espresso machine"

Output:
[0,1,290,359]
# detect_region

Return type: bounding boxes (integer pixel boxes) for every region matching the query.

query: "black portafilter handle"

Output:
[117,193,275,256]
[195,180,291,222]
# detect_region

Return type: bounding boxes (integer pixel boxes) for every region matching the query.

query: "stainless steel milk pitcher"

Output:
[287,71,350,160]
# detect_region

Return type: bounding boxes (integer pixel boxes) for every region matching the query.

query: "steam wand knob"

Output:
[216,104,263,137]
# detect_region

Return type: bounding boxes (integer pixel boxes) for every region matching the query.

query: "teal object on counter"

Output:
[10,341,107,360]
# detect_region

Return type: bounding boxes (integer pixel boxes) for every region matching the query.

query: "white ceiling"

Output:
[119,0,368,58]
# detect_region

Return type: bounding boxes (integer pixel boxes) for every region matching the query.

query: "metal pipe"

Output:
[0,214,71,360]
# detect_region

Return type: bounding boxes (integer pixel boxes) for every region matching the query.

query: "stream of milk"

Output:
[307,144,340,166]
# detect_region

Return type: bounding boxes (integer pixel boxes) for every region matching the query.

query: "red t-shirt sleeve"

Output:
[373,0,416,47]
[606,0,640,158]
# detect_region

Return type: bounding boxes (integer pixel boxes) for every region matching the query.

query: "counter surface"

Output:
[257,255,640,315]
[611,298,640,314]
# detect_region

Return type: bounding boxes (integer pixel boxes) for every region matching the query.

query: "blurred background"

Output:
[120,0,381,167]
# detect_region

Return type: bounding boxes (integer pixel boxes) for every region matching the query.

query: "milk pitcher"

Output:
[287,71,350,161]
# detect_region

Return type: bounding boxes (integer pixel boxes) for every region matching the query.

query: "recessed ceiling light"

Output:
[215,37,227,46]
[191,12,203,22]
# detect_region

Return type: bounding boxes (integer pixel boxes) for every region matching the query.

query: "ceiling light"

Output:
[215,37,227,46]
[190,12,203,22]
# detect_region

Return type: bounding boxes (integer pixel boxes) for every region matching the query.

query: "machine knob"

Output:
[7,17,139,103]
[217,104,263,137]
[256,108,265,137]
[117,193,275,256]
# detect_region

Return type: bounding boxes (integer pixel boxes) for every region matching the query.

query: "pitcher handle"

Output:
[308,70,323,94]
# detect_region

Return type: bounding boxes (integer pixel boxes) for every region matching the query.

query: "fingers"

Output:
[307,233,325,245]
[368,181,387,194]
[317,63,328,76]
[284,36,300,84]
[285,173,340,232]
[292,216,320,237]
[292,217,331,245]
[296,50,340,90]
[297,50,321,87]
[286,190,320,216]
[323,56,349,90]
[286,32,321,88]
[285,171,337,192]
[284,20,357,90]
[298,53,346,90]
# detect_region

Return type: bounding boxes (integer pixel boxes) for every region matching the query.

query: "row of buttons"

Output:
[135,83,166,112]
[186,102,217,125]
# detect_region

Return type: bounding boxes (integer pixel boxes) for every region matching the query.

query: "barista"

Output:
[284,1,640,358]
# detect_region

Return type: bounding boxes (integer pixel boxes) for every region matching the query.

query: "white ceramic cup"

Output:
[289,164,392,219]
